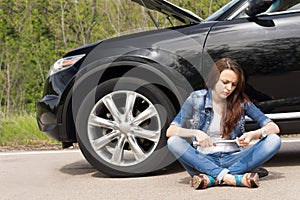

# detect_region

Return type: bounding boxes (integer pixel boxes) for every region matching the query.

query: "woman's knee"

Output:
[265,133,281,151]
[167,135,181,149]
[167,135,190,154]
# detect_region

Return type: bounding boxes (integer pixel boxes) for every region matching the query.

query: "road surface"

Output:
[0,138,299,200]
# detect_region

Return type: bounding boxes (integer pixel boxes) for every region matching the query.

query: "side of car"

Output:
[36,0,300,176]
[205,0,300,132]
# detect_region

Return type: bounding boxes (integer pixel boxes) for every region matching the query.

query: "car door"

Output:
[203,4,300,132]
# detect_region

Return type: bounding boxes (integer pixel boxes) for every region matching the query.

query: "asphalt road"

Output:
[0,138,300,200]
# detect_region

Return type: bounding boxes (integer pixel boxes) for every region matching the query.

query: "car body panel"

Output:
[37,23,214,142]
[204,10,300,132]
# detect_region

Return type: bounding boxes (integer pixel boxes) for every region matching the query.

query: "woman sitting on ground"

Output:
[166,57,281,189]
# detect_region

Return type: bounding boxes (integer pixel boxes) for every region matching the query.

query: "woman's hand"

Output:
[166,125,213,147]
[195,131,214,147]
[236,131,256,146]
[236,121,280,147]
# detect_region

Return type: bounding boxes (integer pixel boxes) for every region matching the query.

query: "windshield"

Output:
[204,0,240,21]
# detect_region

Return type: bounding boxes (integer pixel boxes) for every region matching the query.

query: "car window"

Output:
[266,0,300,12]
[233,0,300,19]
[205,0,240,21]
[229,2,249,19]
[287,3,300,10]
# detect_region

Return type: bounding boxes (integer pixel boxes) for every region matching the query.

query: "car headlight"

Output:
[49,54,85,76]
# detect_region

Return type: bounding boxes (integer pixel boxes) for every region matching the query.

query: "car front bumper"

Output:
[36,70,77,143]
[36,95,63,141]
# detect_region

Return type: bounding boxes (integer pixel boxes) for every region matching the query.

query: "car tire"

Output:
[75,77,176,176]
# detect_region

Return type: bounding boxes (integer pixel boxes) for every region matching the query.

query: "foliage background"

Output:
[0,0,229,145]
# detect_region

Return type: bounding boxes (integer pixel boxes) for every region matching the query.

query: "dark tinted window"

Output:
[266,0,300,12]
[234,0,300,19]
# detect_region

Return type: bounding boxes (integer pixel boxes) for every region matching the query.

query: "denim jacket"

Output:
[171,89,271,139]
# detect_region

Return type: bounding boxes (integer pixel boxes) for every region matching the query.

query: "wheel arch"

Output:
[61,49,206,145]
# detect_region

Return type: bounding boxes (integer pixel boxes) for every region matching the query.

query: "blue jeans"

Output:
[167,134,281,182]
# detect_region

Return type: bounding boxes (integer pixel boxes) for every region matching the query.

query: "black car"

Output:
[36,0,300,176]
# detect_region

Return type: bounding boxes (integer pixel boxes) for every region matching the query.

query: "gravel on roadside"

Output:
[0,143,79,152]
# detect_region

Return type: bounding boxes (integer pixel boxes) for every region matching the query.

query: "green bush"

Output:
[0,114,57,146]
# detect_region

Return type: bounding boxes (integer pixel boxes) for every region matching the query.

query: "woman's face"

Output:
[214,69,238,99]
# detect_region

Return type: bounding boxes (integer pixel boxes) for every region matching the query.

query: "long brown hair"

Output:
[207,58,249,138]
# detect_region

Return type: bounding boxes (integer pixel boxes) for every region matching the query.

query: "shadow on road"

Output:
[265,140,300,167]
[60,159,184,178]
[60,160,102,176]
[60,140,299,178]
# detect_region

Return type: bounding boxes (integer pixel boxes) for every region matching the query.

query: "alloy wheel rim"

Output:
[87,90,161,166]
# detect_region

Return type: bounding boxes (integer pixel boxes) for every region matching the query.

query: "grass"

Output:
[0,113,299,147]
[0,114,57,146]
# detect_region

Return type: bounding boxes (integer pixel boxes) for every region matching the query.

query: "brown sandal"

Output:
[190,174,216,189]
[235,173,259,188]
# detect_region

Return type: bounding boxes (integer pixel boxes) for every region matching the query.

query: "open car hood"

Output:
[131,0,202,24]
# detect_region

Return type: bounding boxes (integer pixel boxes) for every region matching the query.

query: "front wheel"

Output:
[75,77,176,176]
